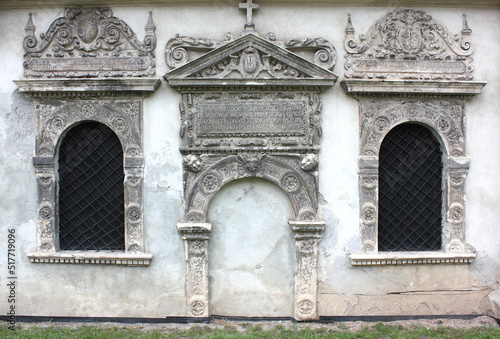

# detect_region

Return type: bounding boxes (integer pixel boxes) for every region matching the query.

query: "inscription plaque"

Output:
[352,60,467,75]
[30,58,149,73]
[197,101,306,136]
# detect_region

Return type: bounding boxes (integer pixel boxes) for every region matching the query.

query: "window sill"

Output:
[350,251,475,266]
[27,251,153,266]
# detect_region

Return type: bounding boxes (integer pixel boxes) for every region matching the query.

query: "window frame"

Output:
[28,97,152,266]
[350,98,475,266]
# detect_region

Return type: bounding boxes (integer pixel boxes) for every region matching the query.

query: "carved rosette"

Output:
[290,220,325,320]
[182,154,319,223]
[23,8,156,78]
[32,98,145,254]
[178,223,211,318]
[357,98,472,255]
[34,169,57,252]
[359,100,466,158]
[344,10,474,80]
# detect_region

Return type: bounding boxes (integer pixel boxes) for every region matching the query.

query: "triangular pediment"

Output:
[165,33,337,88]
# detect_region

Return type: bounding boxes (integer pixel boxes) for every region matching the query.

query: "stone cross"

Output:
[239,0,259,30]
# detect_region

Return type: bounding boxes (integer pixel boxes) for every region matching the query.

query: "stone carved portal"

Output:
[165,29,337,319]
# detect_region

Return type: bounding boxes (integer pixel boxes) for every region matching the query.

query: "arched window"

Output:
[378,123,443,252]
[58,122,124,251]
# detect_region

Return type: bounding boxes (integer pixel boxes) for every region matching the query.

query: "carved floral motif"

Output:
[357,98,472,259]
[345,10,474,80]
[23,8,156,78]
[166,33,336,71]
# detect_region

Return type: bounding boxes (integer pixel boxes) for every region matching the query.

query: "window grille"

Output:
[58,122,125,251]
[378,123,442,251]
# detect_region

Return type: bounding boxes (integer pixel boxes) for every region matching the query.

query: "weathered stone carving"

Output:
[18,8,158,265]
[344,9,474,80]
[31,98,146,257]
[165,33,336,73]
[176,91,324,152]
[344,10,483,266]
[355,98,475,264]
[165,4,336,318]
[23,8,155,78]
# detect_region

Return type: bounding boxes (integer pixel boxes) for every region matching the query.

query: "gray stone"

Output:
[165,26,337,320]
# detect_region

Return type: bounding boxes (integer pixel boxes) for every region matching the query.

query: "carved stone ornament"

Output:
[351,98,476,266]
[27,98,152,265]
[165,4,336,319]
[342,10,486,96]
[17,8,159,266]
[165,33,337,84]
[22,8,156,79]
[341,10,483,266]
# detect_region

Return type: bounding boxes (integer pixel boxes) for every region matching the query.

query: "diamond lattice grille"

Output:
[378,123,443,251]
[58,122,125,251]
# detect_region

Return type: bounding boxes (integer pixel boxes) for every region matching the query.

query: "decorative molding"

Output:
[27,252,153,266]
[355,97,475,262]
[166,32,336,72]
[350,252,476,266]
[165,33,337,91]
[344,10,474,81]
[30,97,149,261]
[23,8,156,79]
[341,80,486,96]
[177,92,323,153]
[182,154,320,223]
[166,14,335,319]
[14,78,161,96]
[17,8,159,263]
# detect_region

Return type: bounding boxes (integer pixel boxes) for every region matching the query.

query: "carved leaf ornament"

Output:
[23,8,156,78]
[344,9,474,80]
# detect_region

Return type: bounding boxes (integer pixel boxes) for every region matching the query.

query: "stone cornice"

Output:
[341,80,487,96]
[14,78,161,96]
[27,252,153,266]
[167,78,336,92]
[350,251,476,266]
[1,1,499,9]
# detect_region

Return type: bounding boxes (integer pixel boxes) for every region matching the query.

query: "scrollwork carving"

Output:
[23,8,156,78]
[344,10,475,80]
[166,31,336,73]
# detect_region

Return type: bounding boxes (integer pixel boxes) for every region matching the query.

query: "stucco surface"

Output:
[0,5,498,318]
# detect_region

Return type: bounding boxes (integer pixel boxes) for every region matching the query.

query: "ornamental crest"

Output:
[344,9,475,80]
[23,8,156,78]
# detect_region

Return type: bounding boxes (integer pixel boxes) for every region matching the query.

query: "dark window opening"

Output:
[58,122,124,251]
[378,123,443,251]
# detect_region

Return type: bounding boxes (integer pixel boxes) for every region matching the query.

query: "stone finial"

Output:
[239,0,259,31]
[145,11,156,32]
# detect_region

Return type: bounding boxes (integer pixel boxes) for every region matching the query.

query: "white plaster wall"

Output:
[208,178,294,316]
[0,4,498,318]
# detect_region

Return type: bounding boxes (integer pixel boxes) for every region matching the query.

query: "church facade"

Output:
[0,0,499,321]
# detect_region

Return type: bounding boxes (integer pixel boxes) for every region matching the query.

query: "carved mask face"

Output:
[245,158,260,171]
